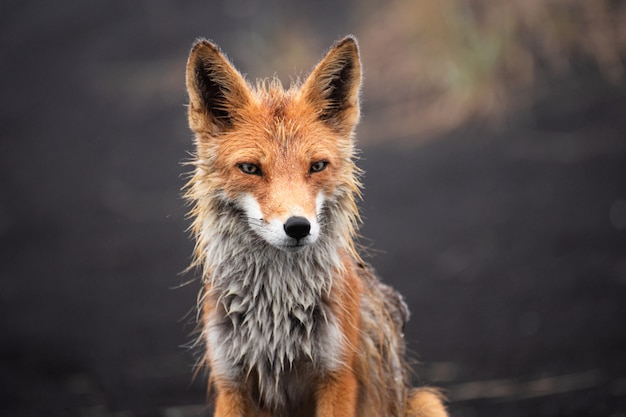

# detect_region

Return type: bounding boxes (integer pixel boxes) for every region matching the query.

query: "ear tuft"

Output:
[186,39,251,133]
[302,36,362,134]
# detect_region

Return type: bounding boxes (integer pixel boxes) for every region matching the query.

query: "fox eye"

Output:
[238,163,262,176]
[310,160,329,173]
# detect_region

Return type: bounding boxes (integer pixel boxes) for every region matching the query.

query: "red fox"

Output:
[184,36,448,417]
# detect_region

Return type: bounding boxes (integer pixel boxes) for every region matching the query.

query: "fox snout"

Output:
[239,193,322,252]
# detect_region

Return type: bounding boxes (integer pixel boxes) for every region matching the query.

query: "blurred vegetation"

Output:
[355,0,626,140]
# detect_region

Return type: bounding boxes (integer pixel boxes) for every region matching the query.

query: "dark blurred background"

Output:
[1,1,625,416]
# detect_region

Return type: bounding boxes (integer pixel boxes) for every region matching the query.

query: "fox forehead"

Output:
[209,93,345,168]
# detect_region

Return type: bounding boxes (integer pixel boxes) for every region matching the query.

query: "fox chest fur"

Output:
[200,204,346,412]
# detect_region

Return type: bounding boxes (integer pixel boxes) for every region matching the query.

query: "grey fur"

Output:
[200,198,349,412]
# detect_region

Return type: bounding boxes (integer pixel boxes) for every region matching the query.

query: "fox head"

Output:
[185,37,362,255]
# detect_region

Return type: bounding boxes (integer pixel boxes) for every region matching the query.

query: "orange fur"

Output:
[184,36,447,417]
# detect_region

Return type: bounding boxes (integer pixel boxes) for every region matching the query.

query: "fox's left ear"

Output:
[301,36,362,135]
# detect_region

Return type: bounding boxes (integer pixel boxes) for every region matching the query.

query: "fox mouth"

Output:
[271,235,312,252]
[281,240,309,253]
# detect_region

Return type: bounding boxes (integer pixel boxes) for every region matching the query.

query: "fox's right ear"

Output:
[185,39,251,134]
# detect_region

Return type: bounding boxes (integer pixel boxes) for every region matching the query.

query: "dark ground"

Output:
[1,2,626,416]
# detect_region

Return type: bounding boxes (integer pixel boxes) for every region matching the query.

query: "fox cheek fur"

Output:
[184,36,448,417]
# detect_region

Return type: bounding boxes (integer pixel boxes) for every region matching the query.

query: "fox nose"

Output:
[283,216,311,240]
